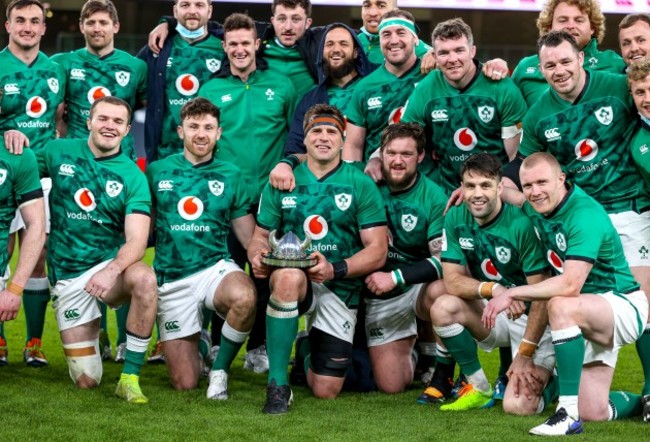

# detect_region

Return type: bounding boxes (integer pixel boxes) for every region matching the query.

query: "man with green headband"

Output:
[249,103,387,414]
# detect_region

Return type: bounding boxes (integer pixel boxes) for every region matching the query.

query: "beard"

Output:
[323,56,356,79]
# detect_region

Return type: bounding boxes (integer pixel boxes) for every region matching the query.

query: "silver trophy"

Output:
[261,230,316,268]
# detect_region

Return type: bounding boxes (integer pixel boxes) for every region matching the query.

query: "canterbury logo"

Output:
[459,238,474,250]
[164,321,180,331]
[430,109,449,121]
[64,309,80,320]
[368,327,384,339]
[281,196,297,208]
[544,128,560,140]
[59,164,76,176]
[4,83,19,94]
[70,69,86,80]
[367,97,382,108]
[158,180,174,191]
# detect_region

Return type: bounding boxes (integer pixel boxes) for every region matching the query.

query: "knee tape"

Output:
[309,328,352,378]
[63,340,103,385]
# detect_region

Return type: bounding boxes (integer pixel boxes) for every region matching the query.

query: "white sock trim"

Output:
[221,321,249,344]
[551,325,582,343]
[434,323,464,339]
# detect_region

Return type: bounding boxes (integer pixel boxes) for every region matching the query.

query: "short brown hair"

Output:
[89,96,132,121]
[380,123,425,155]
[223,13,257,39]
[536,0,605,43]
[432,18,474,47]
[381,9,415,23]
[537,30,581,55]
[80,0,118,24]
[180,97,221,124]
[272,0,312,17]
[460,153,502,182]
[6,0,44,21]
[627,60,650,85]
[619,13,650,31]
[303,104,345,134]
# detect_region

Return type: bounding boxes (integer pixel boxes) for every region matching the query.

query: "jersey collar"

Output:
[478,202,505,229]
[192,153,215,168]
[94,148,122,162]
[545,184,574,219]
[313,159,343,182]
[572,70,590,106]
[389,172,421,196]
[457,59,481,94]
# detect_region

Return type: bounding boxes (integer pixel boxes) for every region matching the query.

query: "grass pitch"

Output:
[1,251,649,440]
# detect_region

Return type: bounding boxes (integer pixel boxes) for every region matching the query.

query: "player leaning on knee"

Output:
[485,153,649,435]
[36,96,157,403]
[363,123,448,394]
[146,97,257,399]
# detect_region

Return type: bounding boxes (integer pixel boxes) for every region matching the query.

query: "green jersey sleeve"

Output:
[125,171,151,216]
[440,206,466,265]
[355,174,387,229]
[14,148,42,205]
[496,78,528,128]
[256,183,282,231]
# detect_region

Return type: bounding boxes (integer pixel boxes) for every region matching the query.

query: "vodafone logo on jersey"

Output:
[87,86,112,104]
[303,215,328,240]
[547,250,564,273]
[74,188,97,212]
[25,96,47,118]
[453,128,478,152]
[574,139,598,162]
[480,258,502,281]
[175,74,199,96]
[177,196,204,221]
[388,107,404,125]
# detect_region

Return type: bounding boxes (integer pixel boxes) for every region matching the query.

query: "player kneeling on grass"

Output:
[483,152,649,436]
[34,96,157,403]
[363,123,448,394]
[146,98,257,399]
[249,104,388,414]
[433,153,556,414]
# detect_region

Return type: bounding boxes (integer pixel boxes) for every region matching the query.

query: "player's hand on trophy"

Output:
[307,251,334,283]
[251,249,271,279]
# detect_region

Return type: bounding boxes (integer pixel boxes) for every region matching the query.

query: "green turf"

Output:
[1,250,649,440]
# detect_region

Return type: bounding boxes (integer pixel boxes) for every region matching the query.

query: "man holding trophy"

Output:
[249,104,388,415]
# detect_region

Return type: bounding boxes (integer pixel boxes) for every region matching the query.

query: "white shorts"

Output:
[157,260,243,342]
[364,284,422,347]
[52,259,111,332]
[0,267,9,289]
[584,289,649,367]
[307,283,358,344]
[609,210,650,267]
[10,177,51,234]
[478,312,555,372]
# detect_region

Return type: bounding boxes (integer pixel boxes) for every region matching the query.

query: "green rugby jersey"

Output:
[442,203,548,287]
[401,64,527,193]
[147,154,255,284]
[356,29,432,65]
[367,173,447,300]
[522,185,639,296]
[51,49,147,160]
[0,145,42,275]
[159,35,225,160]
[257,161,387,307]
[36,139,151,284]
[263,38,316,100]
[347,60,423,162]
[327,75,362,118]
[630,120,650,193]
[199,68,296,198]
[519,70,648,213]
[512,39,626,106]
[0,48,66,151]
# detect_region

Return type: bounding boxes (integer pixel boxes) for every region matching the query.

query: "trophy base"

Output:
[261,254,317,268]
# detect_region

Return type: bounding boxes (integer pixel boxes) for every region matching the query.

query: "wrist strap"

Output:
[332,260,348,280]
[7,281,24,297]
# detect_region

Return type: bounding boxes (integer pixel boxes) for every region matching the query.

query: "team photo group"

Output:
[0,0,649,437]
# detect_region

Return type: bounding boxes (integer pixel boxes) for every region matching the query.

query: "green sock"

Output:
[212,322,248,373]
[296,334,311,377]
[498,347,512,377]
[635,328,650,395]
[435,325,482,376]
[99,303,108,334]
[266,297,299,386]
[122,332,150,376]
[23,278,50,341]
[0,321,5,339]
[541,375,559,410]
[201,307,212,330]
[609,391,643,419]
[116,304,130,345]
[551,326,584,396]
